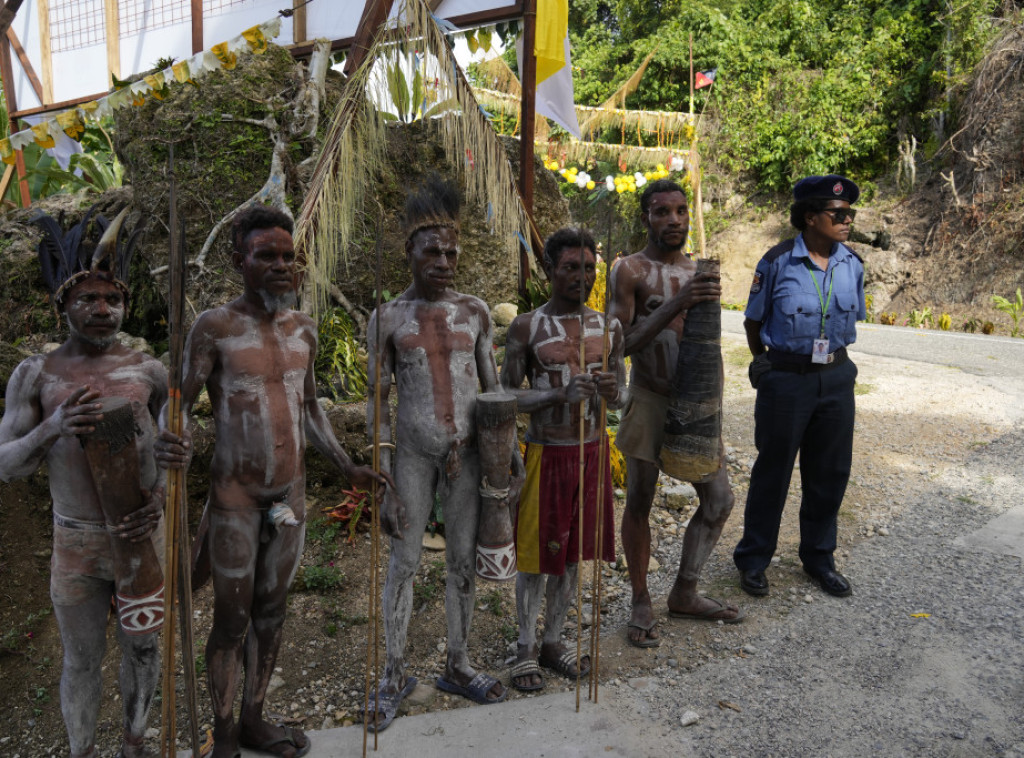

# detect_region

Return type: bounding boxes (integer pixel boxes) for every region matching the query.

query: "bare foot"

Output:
[511,644,543,690]
[668,585,744,623]
[238,719,310,757]
[626,595,660,647]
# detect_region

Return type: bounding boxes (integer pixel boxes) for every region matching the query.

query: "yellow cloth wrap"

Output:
[515,442,544,574]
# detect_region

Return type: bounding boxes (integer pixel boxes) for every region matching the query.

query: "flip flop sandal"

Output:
[361,676,418,733]
[539,648,591,680]
[668,597,746,624]
[626,619,661,648]
[510,658,545,692]
[436,672,508,704]
[238,725,311,757]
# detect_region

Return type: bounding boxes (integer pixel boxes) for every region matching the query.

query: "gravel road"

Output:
[609,332,1024,758]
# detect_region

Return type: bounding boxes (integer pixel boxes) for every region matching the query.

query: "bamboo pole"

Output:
[518,0,538,297]
[589,248,616,702]
[575,241,586,712]
[363,218,385,756]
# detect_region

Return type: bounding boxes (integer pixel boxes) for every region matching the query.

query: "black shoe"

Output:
[739,569,769,597]
[807,568,852,597]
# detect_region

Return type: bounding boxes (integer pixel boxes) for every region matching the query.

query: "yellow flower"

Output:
[586,180,595,190]
[616,185,626,194]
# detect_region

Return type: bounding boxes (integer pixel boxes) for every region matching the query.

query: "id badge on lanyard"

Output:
[806,261,834,364]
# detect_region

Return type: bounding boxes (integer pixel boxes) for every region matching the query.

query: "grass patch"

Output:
[295,564,345,593]
[413,558,446,608]
[854,382,874,395]
[724,345,751,368]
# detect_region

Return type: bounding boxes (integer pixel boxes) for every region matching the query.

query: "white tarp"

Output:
[7,0,519,112]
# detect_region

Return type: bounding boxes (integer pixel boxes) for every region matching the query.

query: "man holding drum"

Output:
[608,179,743,649]
[366,175,515,730]
[0,209,166,758]
[501,227,623,691]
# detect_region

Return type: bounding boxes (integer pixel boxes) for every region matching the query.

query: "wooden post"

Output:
[190,0,203,54]
[0,0,26,39]
[35,0,51,102]
[0,31,29,206]
[292,0,307,44]
[103,0,120,85]
[343,0,396,78]
[518,0,538,296]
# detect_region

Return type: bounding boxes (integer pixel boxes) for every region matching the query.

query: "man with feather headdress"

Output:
[0,207,166,758]
[366,175,513,731]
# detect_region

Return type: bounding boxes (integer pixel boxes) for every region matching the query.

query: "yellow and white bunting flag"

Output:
[523,0,581,138]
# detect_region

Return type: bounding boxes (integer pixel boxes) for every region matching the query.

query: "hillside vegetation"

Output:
[569,0,1012,193]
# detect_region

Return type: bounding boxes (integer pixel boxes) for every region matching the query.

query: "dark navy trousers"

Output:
[734,358,857,575]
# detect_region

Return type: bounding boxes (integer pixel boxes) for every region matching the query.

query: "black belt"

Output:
[768,346,848,374]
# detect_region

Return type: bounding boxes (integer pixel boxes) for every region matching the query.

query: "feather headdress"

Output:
[32,207,142,307]
[405,173,461,242]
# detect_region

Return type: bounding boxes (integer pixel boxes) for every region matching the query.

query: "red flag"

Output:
[695,68,717,89]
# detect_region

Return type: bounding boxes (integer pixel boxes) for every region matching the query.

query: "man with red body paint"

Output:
[156,206,388,758]
[365,176,511,730]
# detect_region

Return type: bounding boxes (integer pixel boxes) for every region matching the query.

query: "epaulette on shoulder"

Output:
[841,243,863,264]
[762,238,797,264]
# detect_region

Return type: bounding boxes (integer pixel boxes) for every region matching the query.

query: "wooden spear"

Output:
[363,218,385,756]
[589,246,616,703]
[575,236,587,712]
[161,142,202,756]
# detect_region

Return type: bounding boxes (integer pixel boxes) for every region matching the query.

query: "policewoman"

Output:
[733,175,866,598]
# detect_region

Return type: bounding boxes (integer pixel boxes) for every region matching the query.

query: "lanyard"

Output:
[804,259,834,339]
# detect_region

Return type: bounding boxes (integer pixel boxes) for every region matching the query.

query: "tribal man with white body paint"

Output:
[364,175,518,731]
[500,227,623,692]
[156,206,389,758]
[609,179,743,649]
[0,209,165,758]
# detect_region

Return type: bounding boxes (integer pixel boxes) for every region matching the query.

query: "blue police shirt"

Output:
[744,234,866,355]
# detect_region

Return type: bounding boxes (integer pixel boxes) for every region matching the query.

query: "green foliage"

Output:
[567,0,1007,191]
[4,122,124,206]
[480,589,504,615]
[0,609,51,655]
[518,273,551,313]
[413,558,446,607]
[907,307,932,328]
[991,288,1024,337]
[377,59,458,123]
[315,308,368,401]
[295,564,345,593]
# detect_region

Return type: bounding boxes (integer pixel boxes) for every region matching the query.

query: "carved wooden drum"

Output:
[475,392,518,581]
[81,396,165,635]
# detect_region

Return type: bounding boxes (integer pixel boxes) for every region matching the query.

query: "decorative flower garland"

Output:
[543,153,689,194]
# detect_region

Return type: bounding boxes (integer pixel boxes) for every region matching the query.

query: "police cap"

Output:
[793,174,859,204]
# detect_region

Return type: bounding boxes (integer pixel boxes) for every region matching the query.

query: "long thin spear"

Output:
[575,236,587,713]
[363,218,385,756]
[589,246,616,703]
[161,142,202,757]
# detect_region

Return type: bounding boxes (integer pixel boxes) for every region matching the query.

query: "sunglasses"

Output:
[821,208,857,224]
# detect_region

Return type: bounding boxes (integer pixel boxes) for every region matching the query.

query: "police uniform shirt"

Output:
[745,233,866,355]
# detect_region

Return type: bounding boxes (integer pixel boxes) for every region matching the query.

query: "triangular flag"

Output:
[695,68,717,89]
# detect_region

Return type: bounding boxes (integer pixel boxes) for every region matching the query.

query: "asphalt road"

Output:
[721,309,1024,378]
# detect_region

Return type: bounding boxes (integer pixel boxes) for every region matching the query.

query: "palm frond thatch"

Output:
[295,0,530,315]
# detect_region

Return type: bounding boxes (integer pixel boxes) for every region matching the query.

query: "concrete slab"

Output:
[955,505,1024,559]
[187,687,662,758]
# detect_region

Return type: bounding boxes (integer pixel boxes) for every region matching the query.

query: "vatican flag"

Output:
[521,0,581,138]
